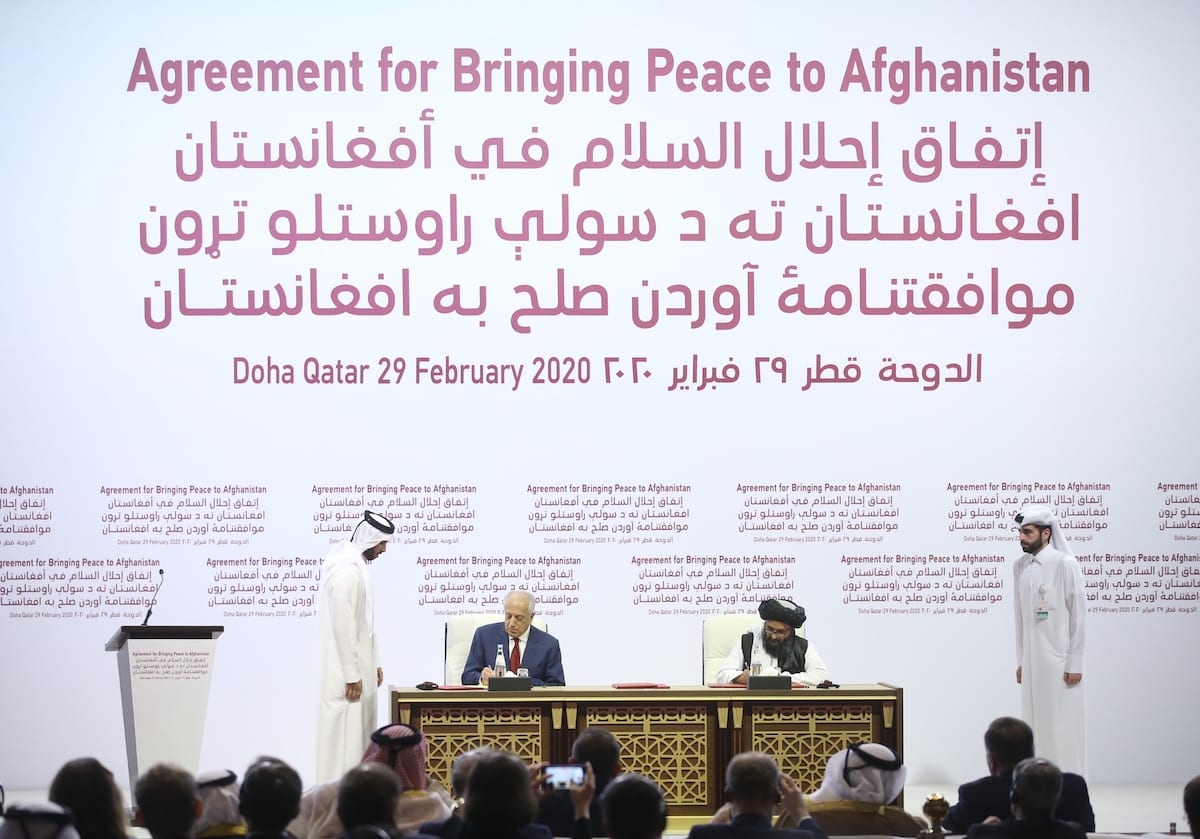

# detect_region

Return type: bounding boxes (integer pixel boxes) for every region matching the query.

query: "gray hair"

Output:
[504,590,535,614]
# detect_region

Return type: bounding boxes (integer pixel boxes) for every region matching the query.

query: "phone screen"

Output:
[543,764,584,790]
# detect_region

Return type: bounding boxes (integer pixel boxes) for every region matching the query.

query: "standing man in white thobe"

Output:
[1013,504,1087,776]
[315,510,394,783]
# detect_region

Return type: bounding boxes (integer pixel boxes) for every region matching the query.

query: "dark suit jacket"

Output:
[461,624,565,686]
[418,816,553,839]
[966,817,1087,839]
[688,812,827,839]
[942,771,1095,833]
[535,787,606,837]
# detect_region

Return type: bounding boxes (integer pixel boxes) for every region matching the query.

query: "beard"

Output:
[1021,532,1046,555]
[763,632,792,659]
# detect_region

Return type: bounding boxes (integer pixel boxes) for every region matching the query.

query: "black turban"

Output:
[758,598,806,628]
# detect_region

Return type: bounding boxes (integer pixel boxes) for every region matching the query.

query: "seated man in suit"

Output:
[536,727,621,837]
[601,774,667,839]
[965,759,1086,839]
[420,748,551,839]
[239,757,302,839]
[337,764,405,836]
[942,717,1094,834]
[134,764,202,839]
[461,591,565,686]
[688,752,827,839]
[714,599,830,687]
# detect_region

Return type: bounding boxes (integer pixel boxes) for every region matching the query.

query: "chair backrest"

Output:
[444,613,548,685]
[700,612,805,683]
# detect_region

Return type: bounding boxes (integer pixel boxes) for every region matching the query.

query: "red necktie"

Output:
[511,638,521,672]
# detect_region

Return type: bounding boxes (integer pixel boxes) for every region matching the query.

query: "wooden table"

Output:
[391,683,903,822]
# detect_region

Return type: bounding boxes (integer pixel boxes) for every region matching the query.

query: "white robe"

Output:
[315,543,379,783]
[714,627,831,686]
[1014,545,1087,775]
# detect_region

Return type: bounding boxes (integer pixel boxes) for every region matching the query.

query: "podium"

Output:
[105,625,224,792]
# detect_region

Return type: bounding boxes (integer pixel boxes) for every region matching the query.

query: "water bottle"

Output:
[494,643,507,677]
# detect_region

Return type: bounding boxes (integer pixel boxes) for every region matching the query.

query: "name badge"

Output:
[1036,586,1050,621]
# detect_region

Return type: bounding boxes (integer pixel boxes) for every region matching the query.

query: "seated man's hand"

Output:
[570,763,596,818]
[780,774,808,822]
[480,665,495,686]
[529,762,548,798]
[710,803,733,824]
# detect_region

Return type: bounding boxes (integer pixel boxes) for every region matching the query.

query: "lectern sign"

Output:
[105,626,224,793]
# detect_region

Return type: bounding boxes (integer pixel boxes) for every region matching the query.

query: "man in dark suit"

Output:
[239,757,302,839]
[687,752,827,839]
[420,748,551,839]
[461,591,565,686]
[965,759,1086,839]
[601,774,667,839]
[943,717,1094,834]
[536,727,621,836]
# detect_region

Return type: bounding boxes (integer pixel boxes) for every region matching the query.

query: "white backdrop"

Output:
[2,0,1199,792]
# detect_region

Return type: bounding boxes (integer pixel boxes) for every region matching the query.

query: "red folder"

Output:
[611,682,671,689]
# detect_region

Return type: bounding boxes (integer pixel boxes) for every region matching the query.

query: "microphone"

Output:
[141,568,165,626]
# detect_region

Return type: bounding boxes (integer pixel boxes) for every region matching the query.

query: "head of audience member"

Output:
[599,774,667,839]
[757,599,805,660]
[1183,775,1200,837]
[460,751,537,834]
[724,752,782,818]
[449,747,496,804]
[571,728,622,789]
[1009,758,1062,821]
[194,771,244,839]
[48,757,128,839]
[983,717,1036,775]
[0,802,82,839]
[238,758,302,833]
[337,764,401,833]
[503,591,536,641]
[362,724,429,792]
[134,764,201,839]
[809,743,905,805]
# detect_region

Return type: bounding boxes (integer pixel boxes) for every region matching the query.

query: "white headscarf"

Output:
[1015,504,1072,555]
[350,510,395,550]
[195,769,244,836]
[0,803,82,839]
[809,743,906,804]
[323,511,395,573]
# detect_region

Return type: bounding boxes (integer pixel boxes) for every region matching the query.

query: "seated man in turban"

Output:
[195,770,246,839]
[289,724,451,839]
[799,743,926,837]
[0,803,82,839]
[715,599,830,687]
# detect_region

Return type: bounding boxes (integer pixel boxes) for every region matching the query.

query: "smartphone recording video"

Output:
[542,764,585,790]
